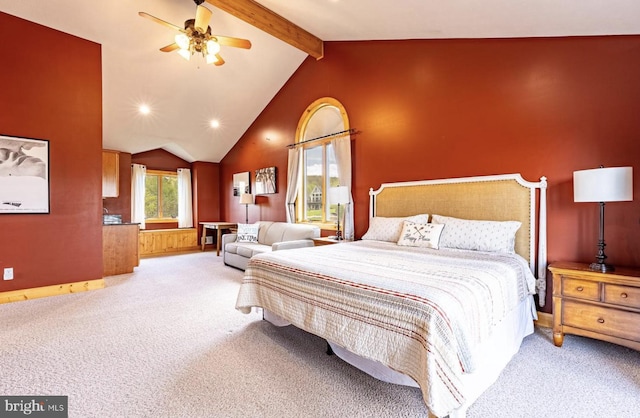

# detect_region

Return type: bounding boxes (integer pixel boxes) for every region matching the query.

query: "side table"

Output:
[549,261,640,351]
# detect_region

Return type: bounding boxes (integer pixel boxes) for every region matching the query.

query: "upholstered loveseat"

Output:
[222,221,320,270]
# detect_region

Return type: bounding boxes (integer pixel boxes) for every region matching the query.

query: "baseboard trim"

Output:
[534,311,553,328]
[0,279,105,305]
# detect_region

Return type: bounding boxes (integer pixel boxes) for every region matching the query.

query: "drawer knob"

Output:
[621,293,628,298]
[597,318,605,324]
[576,286,584,292]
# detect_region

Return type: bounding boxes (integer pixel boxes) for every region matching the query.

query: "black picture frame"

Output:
[0,134,50,214]
[233,171,250,196]
[255,167,277,194]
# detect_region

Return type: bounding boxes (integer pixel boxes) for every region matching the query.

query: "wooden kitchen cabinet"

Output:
[550,261,640,351]
[103,224,140,276]
[102,150,120,198]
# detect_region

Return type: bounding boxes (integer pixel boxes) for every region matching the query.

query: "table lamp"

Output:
[573,166,633,272]
[329,186,350,240]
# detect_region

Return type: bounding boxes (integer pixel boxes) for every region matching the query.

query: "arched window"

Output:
[292,98,350,230]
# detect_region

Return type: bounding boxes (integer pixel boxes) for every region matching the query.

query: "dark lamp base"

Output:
[589,262,614,273]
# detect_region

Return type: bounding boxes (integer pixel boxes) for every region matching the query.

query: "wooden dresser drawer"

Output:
[563,300,640,342]
[562,277,600,301]
[550,262,640,351]
[603,284,640,309]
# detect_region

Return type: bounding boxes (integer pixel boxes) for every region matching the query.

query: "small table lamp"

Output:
[329,186,350,240]
[573,166,633,272]
[239,193,254,224]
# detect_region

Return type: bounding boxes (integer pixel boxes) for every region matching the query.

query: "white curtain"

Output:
[131,164,146,229]
[285,147,301,223]
[331,136,354,240]
[177,168,193,228]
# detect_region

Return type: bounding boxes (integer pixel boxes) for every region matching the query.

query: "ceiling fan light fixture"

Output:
[205,54,218,65]
[177,48,191,61]
[175,33,190,50]
[140,8,250,68]
[206,40,220,56]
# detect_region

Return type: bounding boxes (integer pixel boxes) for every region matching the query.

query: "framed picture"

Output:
[0,134,50,214]
[255,167,277,194]
[233,172,250,196]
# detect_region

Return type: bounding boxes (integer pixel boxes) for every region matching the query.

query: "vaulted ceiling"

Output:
[1,0,639,163]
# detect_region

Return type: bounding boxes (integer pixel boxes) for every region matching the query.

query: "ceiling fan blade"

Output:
[214,54,225,66]
[138,12,183,32]
[194,5,213,34]
[213,36,252,49]
[160,43,180,52]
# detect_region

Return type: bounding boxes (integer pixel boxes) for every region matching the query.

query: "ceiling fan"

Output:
[139,0,251,66]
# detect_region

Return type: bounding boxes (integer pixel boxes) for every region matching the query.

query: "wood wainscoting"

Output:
[139,228,198,257]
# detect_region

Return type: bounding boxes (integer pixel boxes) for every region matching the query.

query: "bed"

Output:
[236,173,548,418]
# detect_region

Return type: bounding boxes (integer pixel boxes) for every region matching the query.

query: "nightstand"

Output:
[549,261,640,351]
[312,237,342,246]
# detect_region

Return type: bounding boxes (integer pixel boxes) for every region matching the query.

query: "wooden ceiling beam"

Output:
[205,0,323,59]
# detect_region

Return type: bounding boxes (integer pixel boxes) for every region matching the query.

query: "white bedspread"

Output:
[235,240,536,417]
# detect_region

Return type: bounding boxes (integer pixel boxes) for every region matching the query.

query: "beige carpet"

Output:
[1,251,639,417]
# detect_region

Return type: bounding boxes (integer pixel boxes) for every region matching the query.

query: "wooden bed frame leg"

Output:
[326,341,334,355]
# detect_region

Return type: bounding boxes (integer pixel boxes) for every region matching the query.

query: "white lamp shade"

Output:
[573,166,633,202]
[206,53,218,65]
[239,193,254,205]
[206,40,221,55]
[328,186,350,204]
[175,34,190,50]
[177,48,191,61]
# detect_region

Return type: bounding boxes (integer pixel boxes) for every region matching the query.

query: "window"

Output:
[145,170,178,221]
[295,98,349,229]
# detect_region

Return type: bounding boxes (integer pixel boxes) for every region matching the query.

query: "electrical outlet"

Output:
[205,236,213,244]
[3,267,14,280]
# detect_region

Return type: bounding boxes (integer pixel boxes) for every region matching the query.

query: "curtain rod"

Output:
[286,128,357,148]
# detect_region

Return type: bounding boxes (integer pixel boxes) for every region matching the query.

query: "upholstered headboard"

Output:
[369,173,548,306]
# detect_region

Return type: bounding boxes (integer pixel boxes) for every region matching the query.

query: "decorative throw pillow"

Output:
[236,223,259,243]
[361,214,429,242]
[431,214,521,254]
[397,221,445,249]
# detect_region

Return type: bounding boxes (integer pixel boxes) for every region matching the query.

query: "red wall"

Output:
[221,37,640,310]
[193,161,221,245]
[0,12,103,291]
[132,149,190,172]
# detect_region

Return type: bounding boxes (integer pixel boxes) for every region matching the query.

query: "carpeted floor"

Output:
[1,251,638,417]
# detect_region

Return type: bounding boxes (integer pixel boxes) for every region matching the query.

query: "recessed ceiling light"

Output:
[139,104,151,115]
[210,119,220,128]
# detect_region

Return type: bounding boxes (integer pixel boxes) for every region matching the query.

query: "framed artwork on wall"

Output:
[233,172,250,196]
[0,134,50,214]
[255,167,277,194]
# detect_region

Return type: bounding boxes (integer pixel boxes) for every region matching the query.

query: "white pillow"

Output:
[236,223,259,243]
[361,214,429,242]
[431,214,521,254]
[397,221,445,249]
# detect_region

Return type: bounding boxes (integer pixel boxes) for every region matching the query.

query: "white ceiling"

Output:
[1,0,639,163]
